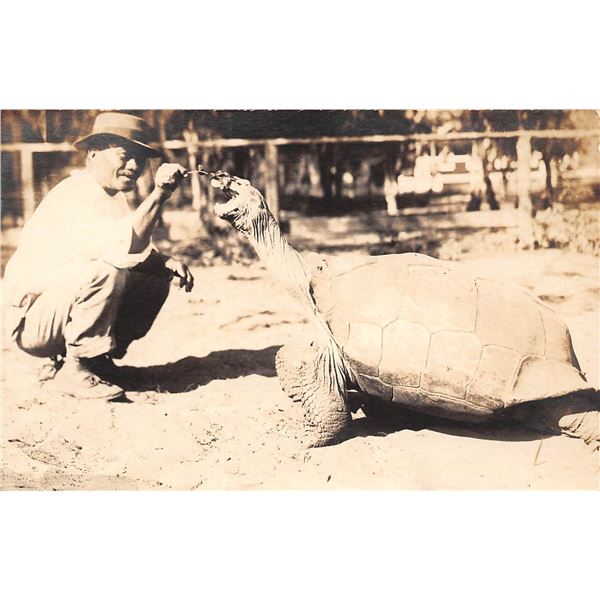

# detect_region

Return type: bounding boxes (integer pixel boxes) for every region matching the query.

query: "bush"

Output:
[156,228,257,267]
[534,205,599,255]
[533,182,599,255]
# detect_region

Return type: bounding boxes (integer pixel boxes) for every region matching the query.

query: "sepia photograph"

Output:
[1,3,599,597]
[2,108,598,491]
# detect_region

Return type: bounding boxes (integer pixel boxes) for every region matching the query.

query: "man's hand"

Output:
[155,163,187,195]
[164,257,194,292]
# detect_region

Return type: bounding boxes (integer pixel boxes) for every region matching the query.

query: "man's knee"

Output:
[80,260,128,295]
[14,261,128,359]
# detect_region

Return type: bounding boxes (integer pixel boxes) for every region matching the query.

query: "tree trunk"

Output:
[516,133,535,248]
[199,148,217,234]
[20,148,36,221]
[467,141,484,211]
[332,145,343,201]
[307,147,321,197]
[317,144,333,201]
[382,143,399,216]
[542,154,554,209]
[264,142,279,220]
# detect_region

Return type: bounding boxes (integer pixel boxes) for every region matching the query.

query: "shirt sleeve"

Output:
[98,212,154,268]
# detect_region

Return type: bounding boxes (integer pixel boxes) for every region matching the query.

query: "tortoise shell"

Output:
[308,253,591,422]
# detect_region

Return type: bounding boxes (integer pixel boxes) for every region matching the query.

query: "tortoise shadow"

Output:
[114,346,280,393]
[349,391,600,444]
[349,410,551,444]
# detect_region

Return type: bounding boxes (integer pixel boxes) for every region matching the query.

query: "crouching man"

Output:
[3,112,194,402]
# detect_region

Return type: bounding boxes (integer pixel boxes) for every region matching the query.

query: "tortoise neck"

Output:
[246,209,351,391]
[247,210,313,306]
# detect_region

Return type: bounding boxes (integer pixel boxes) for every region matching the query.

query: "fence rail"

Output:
[3,128,598,154]
[162,128,600,150]
[2,128,599,222]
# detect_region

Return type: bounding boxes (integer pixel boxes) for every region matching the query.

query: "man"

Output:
[4,111,194,402]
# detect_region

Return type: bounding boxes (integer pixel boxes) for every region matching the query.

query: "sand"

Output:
[1,248,598,490]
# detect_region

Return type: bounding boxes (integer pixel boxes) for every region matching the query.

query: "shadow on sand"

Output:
[114,346,280,394]
[350,392,599,445]
[112,349,596,447]
[350,411,549,444]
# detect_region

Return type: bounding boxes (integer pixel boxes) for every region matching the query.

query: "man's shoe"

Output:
[37,355,65,382]
[42,357,125,402]
[83,355,120,382]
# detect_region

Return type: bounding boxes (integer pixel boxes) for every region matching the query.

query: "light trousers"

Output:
[16,259,170,360]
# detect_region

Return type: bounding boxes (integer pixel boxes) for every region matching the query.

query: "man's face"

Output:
[89,141,148,193]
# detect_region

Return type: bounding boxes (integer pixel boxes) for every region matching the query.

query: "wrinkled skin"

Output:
[275,343,351,447]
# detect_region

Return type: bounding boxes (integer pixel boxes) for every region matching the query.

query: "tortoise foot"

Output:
[276,343,351,447]
[511,391,600,450]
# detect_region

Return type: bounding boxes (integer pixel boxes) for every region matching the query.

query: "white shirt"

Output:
[3,170,153,336]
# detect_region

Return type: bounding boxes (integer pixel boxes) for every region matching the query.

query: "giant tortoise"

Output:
[211,174,599,448]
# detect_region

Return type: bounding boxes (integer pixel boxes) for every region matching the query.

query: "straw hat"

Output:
[73,112,162,157]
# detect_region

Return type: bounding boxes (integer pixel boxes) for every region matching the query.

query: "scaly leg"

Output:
[276,343,351,447]
[510,391,599,451]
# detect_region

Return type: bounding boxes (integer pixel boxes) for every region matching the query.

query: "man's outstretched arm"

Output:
[129,163,186,253]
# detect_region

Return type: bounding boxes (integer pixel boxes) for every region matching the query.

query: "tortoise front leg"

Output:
[276,343,351,447]
[275,343,315,403]
[509,391,599,450]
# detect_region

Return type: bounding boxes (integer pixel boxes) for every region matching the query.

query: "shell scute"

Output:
[540,307,578,364]
[379,319,430,387]
[399,264,478,332]
[344,321,382,377]
[466,345,522,409]
[355,373,393,401]
[421,331,482,399]
[391,386,494,422]
[510,355,590,404]
[475,279,545,355]
[329,260,409,327]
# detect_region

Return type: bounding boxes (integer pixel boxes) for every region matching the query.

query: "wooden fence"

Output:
[1,129,598,225]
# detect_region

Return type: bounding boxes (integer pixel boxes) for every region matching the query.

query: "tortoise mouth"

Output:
[214,196,239,220]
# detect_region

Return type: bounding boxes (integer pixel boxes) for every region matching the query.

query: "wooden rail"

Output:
[2,129,598,221]
[162,128,600,150]
[163,128,600,222]
[0,142,76,152]
[2,128,598,154]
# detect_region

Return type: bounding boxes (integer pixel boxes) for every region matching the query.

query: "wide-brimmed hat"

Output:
[73,112,162,157]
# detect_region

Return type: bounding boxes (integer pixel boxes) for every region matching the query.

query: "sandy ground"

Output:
[1,248,599,490]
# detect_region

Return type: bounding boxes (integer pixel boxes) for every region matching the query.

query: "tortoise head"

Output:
[213,174,269,234]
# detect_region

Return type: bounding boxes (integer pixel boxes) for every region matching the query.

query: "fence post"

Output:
[20,148,36,221]
[188,151,202,212]
[265,142,279,220]
[383,156,399,216]
[193,148,218,232]
[516,132,534,247]
[183,129,202,212]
